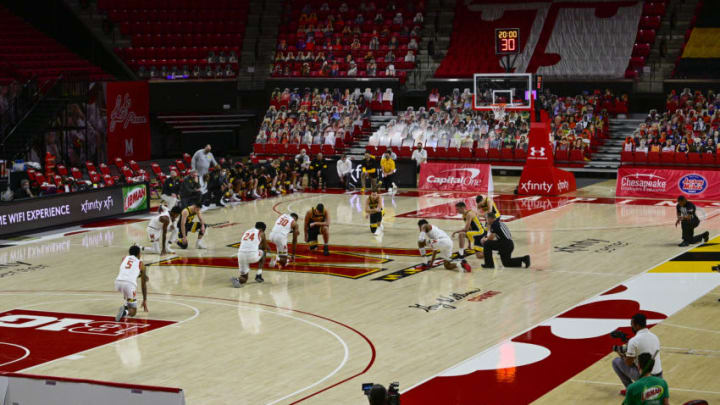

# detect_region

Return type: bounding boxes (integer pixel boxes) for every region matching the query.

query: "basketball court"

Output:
[1,177,719,404]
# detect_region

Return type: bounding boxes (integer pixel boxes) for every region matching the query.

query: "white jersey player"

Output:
[417,219,471,272]
[114,245,149,321]
[268,213,299,268]
[232,222,270,287]
[143,206,181,255]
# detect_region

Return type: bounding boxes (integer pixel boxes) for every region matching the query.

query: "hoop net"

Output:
[491,103,507,121]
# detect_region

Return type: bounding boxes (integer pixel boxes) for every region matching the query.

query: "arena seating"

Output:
[97,0,249,79]
[673,2,720,78]
[364,89,613,165]
[253,87,373,158]
[0,5,111,83]
[435,1,663,78]
[271,0,424,83]
[621,89,720,167]
[434,7,536,77]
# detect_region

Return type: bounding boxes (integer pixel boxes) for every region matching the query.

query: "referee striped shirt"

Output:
[490,220,512,241]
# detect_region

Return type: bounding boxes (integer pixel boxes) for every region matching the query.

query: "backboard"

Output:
[472,73,533,111]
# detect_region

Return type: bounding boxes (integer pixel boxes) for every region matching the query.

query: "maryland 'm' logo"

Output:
[156,243,423,279]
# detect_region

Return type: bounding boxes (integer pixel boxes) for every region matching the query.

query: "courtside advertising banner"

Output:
[106,81,151,161]
[616,167,720,200]
[418,163,492,193]
[0,183,150,237]
[122,184,149,213]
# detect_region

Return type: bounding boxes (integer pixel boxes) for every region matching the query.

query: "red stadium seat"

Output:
[71,167,84,180]
[621,151,634,164]
[99,163,111,176]
[688,152,701,166]
[487,148,501,161]
[474,147,487,160]
[701,152,716,167]
[399,146,412,158]
[659,151,674,165]
[500,148,514,161]
[570,149,585,162]
[309,144,322,156]
[644,151,657,165]
[287,143,300,156]
[514,148,526,161]
[459,147,473,160]
[674,152,688,166]
[321,144,334,156]
[554,149,569,162]
[253,143,266,154]
[56,164,68,176]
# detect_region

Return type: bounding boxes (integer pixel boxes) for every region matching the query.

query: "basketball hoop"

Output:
[491,103,507,121]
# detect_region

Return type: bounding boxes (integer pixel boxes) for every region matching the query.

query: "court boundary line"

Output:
[402,233,719,394]
[0,289,376,404]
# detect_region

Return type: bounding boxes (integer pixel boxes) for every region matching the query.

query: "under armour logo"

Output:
[529,147,546,157]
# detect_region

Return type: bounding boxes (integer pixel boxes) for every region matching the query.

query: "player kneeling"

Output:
[417,219,471,273]
[114,245,149,321]
[365,187,384,234]
[143,206,181,255]
[269,213,299,268]
[233,222,269,287]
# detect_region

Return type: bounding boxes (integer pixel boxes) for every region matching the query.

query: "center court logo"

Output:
[426,168,482,186]
[678,174,707,194]
[620,173,667,192]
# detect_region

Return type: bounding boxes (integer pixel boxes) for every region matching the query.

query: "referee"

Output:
[480,212,530,269]
[676,196,709,247]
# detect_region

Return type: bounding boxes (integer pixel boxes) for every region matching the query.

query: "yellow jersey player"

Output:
[452,201,485,258]
[365,187,384,235]
[304,203,331,255]
[476,195,500,219]
[177,203,207,249]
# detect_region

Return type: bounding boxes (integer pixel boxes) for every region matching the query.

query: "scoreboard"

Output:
[495,28,520,55]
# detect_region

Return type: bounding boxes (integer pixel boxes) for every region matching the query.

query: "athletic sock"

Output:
[257,269,263,275]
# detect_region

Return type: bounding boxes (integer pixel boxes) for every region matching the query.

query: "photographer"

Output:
[622,352,669,405]
[676,196,709,247]
[612,314,662,395]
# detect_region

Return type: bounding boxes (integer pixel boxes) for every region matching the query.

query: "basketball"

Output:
[278,256,288,266]
[176,239,188,249]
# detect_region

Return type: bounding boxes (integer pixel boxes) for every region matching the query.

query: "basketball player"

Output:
[417,219,471,273]
[452,201,485,257]
[304,203,330,255]
[364,187,384,234]
[143,206,181,255]
[233,222,269,287]
[177,203,207,249]
[476,195,500,219]
[114,245,148,321]
[268,212,299,268]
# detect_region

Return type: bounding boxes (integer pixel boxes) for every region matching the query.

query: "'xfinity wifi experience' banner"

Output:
[0,183,149,238]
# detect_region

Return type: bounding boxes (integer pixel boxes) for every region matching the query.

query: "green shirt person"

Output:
[623,353,669,405]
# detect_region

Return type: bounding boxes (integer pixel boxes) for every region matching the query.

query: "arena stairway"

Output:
[346,115,395,159]
[586,116,644,170]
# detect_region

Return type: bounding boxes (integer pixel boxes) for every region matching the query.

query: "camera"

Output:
[610,329,629,354]
[362,382,400,405]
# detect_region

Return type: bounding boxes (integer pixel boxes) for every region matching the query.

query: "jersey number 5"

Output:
[125,258,135,269]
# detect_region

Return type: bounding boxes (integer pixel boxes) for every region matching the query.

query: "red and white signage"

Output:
[418,163,493,193]
[617,167,720,200]
[518,122,576,196]
[106,81,151,162]
[0,309,175,372]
